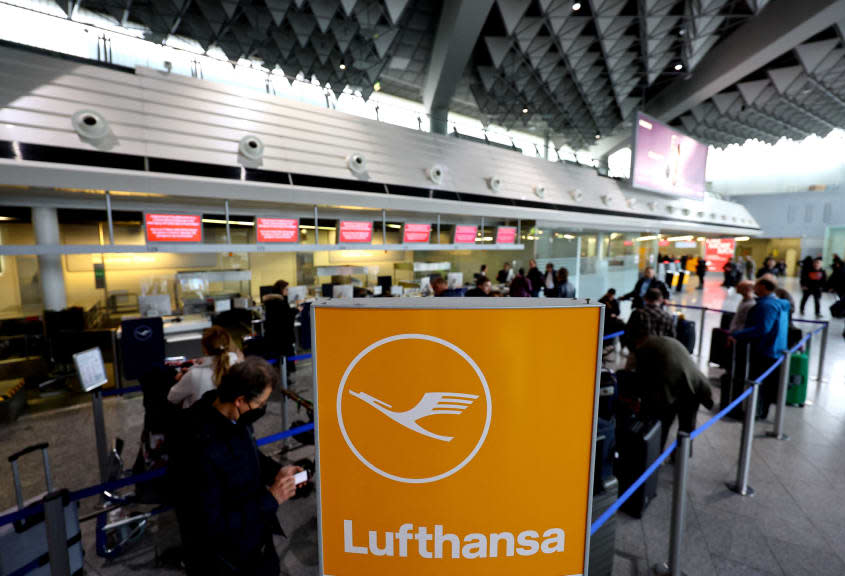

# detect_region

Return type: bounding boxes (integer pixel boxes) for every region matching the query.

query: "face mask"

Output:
[238,404,266,427]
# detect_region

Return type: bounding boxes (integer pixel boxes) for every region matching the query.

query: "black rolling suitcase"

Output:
[615,419,661,518]
[709,328,731,367]
[720,312,735,330]
[720,340,749,419]
[675,317,696,354]
[589,477,618,576]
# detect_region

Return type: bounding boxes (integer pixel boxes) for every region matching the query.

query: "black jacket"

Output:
[526,267,544,295]
[169,391,282,576]
[621,277,670,308]
[263,296,296,358]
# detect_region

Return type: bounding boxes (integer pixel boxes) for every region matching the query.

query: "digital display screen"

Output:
[631,112,708,200]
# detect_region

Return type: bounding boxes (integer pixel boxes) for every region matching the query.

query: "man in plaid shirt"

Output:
[626,288,676,343]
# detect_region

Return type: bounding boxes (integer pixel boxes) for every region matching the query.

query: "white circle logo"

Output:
[336,334,492,484]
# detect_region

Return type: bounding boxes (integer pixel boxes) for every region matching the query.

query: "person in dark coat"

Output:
[800,257,827,317]
[695,258,707,289]
[465,276,492,297]
[555,267,576,298]
[262,280,297,365]
[169,357,303,576]
[620,267,670,309]
[756,257,777,278]
[630,335,714,450]
[526,259,543,297]
[509,269,532,297]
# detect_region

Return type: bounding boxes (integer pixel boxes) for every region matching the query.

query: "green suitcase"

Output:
[786,352,809,406]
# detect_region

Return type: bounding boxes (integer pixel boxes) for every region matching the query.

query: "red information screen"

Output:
[403,223,431,244]
[454,225,478,244]
[496,226,517,244]
[256,218,299,243]
[705,239,736,272]
[338,221,373,244]
[145,213,202,243]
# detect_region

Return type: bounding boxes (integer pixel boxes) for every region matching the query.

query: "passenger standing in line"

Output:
[730,278,790,419]
[465,276,492,297]
[496,262,514,284]
[474,265,488,283]
[625,288,676,343]
[167,326,241,409]
[744,254,756,280]
[169,357,304,576]
[695,258,707,289]
[262,280,297,367]
[756,257,777,278]
[629,335,714,450]
[620,266,670,309]
[555,267,576,298]
[800,257,827,318]
[761,273,796,327]
[729,280,756,332]
[543,262,556,296]
[509,268,532,297]
[599,288,625,336]
[526,259,543,297]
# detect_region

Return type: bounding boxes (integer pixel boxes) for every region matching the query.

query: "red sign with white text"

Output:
[454,225,478,244]
[705,239,736,272]
[145,213,202,243]
[256,218,299,243]
[496,226,517,244]
[403,223,431,244]
[338,221,373,244]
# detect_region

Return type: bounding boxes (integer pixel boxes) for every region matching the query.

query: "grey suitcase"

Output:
[0,443,84,576]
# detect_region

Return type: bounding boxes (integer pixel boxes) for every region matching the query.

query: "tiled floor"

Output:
[0,276,842,576]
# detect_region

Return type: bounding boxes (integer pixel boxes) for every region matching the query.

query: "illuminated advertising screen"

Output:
[256,218,299,243]
[338,221,374,244]
[631,112,707,200]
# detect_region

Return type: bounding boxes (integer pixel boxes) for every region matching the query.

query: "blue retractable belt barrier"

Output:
[590,439,678,535]
[602,330,625,341]
[0,422,316,528]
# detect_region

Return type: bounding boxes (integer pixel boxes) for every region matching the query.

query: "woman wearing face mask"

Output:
[167,326,241,409]
[168,357,304,576]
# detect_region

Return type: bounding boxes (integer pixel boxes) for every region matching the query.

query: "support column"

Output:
[32,207,66,311]
[430,108,449,135]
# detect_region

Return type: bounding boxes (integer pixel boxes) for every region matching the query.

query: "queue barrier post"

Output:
[280,356,289,448]
[767,351,790,441]
[817,323,828,382]
[729,380,758,496]
[653,432,691,576]
[91,390,109,484]
[43,490,72,576]
[698,307,706,358]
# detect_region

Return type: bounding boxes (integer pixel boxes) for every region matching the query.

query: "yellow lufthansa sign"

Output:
[313,300,603,576]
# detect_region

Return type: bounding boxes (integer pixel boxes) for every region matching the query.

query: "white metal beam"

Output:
[591,0,845,157]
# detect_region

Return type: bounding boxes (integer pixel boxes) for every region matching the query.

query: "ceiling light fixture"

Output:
[339,63,346,70]
[522,107,529,114]
[674,63,684,71]
[595,134,601,139]
[734,236,750,242]
[373,81,381,92]
[571,2,581,10]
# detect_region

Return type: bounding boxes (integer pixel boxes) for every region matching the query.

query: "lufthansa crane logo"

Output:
[337,334,491,484]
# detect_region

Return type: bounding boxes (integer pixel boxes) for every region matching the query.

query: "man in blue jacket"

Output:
[730,278,790,419]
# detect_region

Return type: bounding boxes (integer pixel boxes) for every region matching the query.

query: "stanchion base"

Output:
[726,482,755,497]
[765,432,790,441]
[653,561,689,576]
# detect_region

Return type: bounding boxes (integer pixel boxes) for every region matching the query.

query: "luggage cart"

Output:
[0,443,83,576]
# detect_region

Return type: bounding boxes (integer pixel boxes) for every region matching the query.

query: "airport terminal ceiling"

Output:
[34,0,845,152]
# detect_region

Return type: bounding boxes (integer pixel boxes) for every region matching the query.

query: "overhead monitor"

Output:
[631,112,707,200]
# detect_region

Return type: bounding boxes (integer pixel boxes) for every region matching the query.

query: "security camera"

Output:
[648,201,658,211]
[600,194,612,205]
[238,135,264,168]
[427,164,445,185]
[569,189,583,202]
[666,205,675,214]
[71,110,118,151]
[533,184,546,198]
[346,153,367,175]
[487,176,502,193]
[681,208,690,216]
[627,197,638,209]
